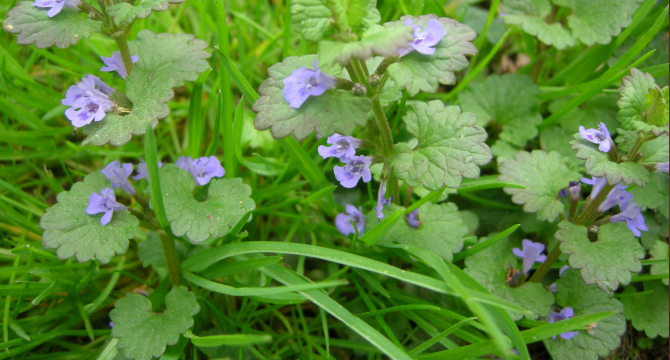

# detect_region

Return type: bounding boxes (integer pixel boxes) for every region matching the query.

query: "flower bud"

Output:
[367,74,381,87]
[567,181,580,201]
[352,83,367,96]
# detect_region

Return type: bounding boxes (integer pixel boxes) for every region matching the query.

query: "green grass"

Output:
[0,0,668,359]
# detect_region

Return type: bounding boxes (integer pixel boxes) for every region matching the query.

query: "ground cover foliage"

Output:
[0,0,668,359]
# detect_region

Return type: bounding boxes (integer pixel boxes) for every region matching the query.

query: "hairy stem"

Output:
[159,231,181,286]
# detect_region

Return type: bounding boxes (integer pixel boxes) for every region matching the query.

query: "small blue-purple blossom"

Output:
[512,239,547,275]
[655,162,669,173]
[549,265,570,293]
[580,176,608,198]
[318,134,361,160]
[398,19,447,57]
[176,156,225,186]
[62,75,115,127]
[34,0,81,17]
[101,51,139,80]
[374,178,393,221]
[406,209,420,228]
[334,205,366,236]
[598,185,632,212]
[547,307,578,340]
[86,187,126,226]
[560,181,580,199]
[101,160,135,195]
[333,155,372,188]
[610,201,647,237]
[579,122,612,153]
[132,157,163,181]
[109,322,114,328]
[282,59,336,109]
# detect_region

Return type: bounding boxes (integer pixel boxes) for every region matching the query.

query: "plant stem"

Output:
[528,243,562,283]
[159,231,181,286]
[112,33,133,77]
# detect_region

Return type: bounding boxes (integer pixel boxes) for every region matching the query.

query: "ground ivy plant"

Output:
[2,0,668,359]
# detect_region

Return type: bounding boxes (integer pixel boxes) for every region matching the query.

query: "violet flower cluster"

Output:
[580,177,647,236]
[398,19,447,57]
[34,0,81,17]
[62,75,115,127]
[283,59,336,109]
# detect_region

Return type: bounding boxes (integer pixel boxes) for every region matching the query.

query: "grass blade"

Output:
[191,334,272,347]
[187,69,211,157]
[452,224,520,262]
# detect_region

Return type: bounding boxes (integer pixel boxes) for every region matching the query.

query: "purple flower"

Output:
[334,205,366,236]
[176,156,225,186]
[549,265,570,293]
[406,209,420,228]
[559,181,580,199]
[62,75,115,127]
[101,160,135,195]
[282,59,336,109]
[580,177,607,198]
[317,134,361,160]
[86,187,126,226]
[109,322,114,328]
[374,179,393,221]
[333,155,372,188]
[101,51,139,80]
[598,185,632,212]
[398,19,447,57]
[655,162,669,173]
[132,157,163,181]
[579,122,612,153]
[34,0,81,17]
[610,201,647,237]
[512,239,547,275]
[547,307,578,340]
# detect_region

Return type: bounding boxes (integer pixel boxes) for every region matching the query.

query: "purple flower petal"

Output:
[282,59,336,109]
[100,51,139,79]
[374,178,393,221]
[132,157,163,181]
[547,306,577,340]
[598,185,632,212]
[580,176,607,199]
[62,75,115,127]
[655,162,669,173]
[406,209,420,228]
[101,160,135,195]
[611,201,647,237]
[512,239,546,275]
[86,187,126,226]
[398,19,446,57]
[579,122,612,153]
[317,134,362,160]
[333,155,372,189]
[176,156,225,186]
[334,205,365,236]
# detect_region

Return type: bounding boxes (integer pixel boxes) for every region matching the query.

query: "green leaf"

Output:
[290,0,334,42]
[540,126,583,167]
[318,25,414,66]
[252,55,371,140]
[40,172,139,264]
[501,0,575,49]
[3,1,101,49]
[129,30,211,87]
[337,0,381,30]
[556,222,645,292]
[368,202,468,262]
[629,172,669,211]
[385,15,477,96]
[551,94,620,135]
[617,68,670,135]
[544,270,626,360]
[390,101,492,191]
[615,129,669,164]
[621,281,669,338]
[552,0,641,46]
[498,150,582,222]
[458,74,542,147]
[649,241,669,286]
[107,0,187,26]
[111,286,200,360]
[571,134,650,186]
[464,240,555,321]
[82,69,173,146]
[137,231,185,269]
[159,165,256,243]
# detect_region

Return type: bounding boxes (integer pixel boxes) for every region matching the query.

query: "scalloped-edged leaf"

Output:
[650,241,669,286]
[138,231,185,268]
[571,135,650,186]
[464,240,555,321]
[556,222,645,293]
[318,25,413,66]
[384,15,477,96]
[540,126,583,167]
[390,101,492,191]
[615,130,669,164]
[498,150,582,222]
[128,30,211,87]
[3,1,101,49]
[501,0,575,49]
[82,69,173,146]
[111,286,200,360]
[628,172,669,211]
[458,74,542,147]
[617,68,670,135]
[621,281,669,338]
[290,0,334,42]
[159,165,255,244]
[40,172,138,264]
[552,0,641,46]
[338,0,381,30]
[544,269,626,360]
[252,55,371,140]
[368,202,468,262]
[107,0,187,26]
